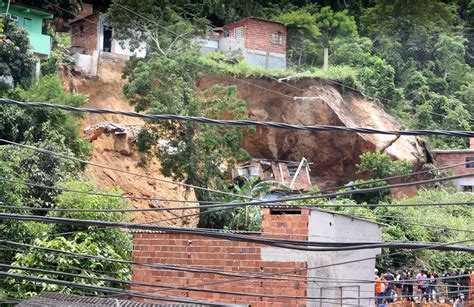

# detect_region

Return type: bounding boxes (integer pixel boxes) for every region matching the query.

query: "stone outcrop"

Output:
[199,76,429,187]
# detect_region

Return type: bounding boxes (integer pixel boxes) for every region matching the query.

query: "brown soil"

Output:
[199,75,428,194]
[73,55,198,226]
[72,55,429,221]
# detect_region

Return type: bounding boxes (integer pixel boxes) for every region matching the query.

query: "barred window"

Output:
[272,31,283,45]
[466,157,474,168]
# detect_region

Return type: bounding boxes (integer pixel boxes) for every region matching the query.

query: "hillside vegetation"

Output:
[0,0,473,299]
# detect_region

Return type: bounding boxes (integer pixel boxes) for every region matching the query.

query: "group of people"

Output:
[374,268,471,306]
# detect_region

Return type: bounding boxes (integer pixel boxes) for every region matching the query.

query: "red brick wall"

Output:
[225,18,286,54]
[261,208,309,241]
[131,232,308,307]
[131,210,310,306]
[434,152,474,176]
[470,138,474,149]
[70,13,99,53]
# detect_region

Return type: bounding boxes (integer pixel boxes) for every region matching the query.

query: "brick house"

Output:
[432,138,474,192]
[200,17,287,70]
[69,4,146,57]
[131,207,382,307]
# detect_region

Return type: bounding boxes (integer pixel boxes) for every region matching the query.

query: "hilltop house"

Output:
[432,138,474,192]
[200,17,287,70]
[0,1,53,59]
[69,4,145,57]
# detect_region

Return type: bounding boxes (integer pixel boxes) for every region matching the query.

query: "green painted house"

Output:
[0,2,53,58]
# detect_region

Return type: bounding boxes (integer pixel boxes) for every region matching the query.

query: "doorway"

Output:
[102,26,112,52]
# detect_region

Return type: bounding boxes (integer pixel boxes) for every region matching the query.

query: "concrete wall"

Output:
[111,38,147,58]
[243,49,286,70]
[219,37,245,53]
[72,51,99,76]
[306,210,381,307]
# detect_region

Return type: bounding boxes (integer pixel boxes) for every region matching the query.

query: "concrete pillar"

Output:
[265,49,270,69]
[35,57,41,80]
[91,50,99,76]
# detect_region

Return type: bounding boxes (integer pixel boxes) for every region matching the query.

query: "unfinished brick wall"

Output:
[261,208,309,241]
[434,151,474,176]
[131,210,311,306]
[70,13,99,53]
[224,18,286,54]
[131,232,308,307]
[244,19,286,54]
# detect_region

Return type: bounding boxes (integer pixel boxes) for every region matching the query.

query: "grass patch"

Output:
[199,51,358,82]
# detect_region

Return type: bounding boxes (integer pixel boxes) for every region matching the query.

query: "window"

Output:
[79,25,84,34]
[223,28,229,38]
[9,15,19,25]
[462,185,473,192]
[272,31,283,45]
[466,157,474,168]
[234,26,243,39]
[23,18,31,30]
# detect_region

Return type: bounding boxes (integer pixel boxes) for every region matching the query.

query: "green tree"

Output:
[127,50,250,206]
[109,2,251,212]
[316,6,357,48]
[107,0,208,55]
[0,17,36,87]
[2,180,131,298]
[356,151,412,179]
[342,151,412,204]
[274,9,320,66]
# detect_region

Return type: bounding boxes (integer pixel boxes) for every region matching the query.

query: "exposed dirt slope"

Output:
[199,76,428,188]
[74,55,428,221]
[74,56,198,226]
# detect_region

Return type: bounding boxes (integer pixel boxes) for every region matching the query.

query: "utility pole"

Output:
[323,47,329,71]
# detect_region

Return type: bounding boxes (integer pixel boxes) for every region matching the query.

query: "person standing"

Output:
[403,270,415,302]
[375,271,388,306]
[395,270,403,301]
[384,269,395,303]
[416,269,428,302]
[445,270,457,303]
[429,269,439,302]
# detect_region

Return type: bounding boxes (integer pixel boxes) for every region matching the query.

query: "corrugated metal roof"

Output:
[17,293,247,307]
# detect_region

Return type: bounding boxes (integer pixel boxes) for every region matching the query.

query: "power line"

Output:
[0,199,471,214]
[1,173,473,213]
[0,213,472,252]
[3,138,474,217]
[4,138,474,205]
[107,238,474,299]
[0,270,219,305]
[0,138,253,201]
[0,264,364,305]
[2,99,473,137]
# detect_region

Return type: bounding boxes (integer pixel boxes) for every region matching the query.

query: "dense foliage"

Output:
[0,55,128,296]
[165,0,474,149]
[339,190,474,272]
[109,1,252,215]
[0,17,35,87]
